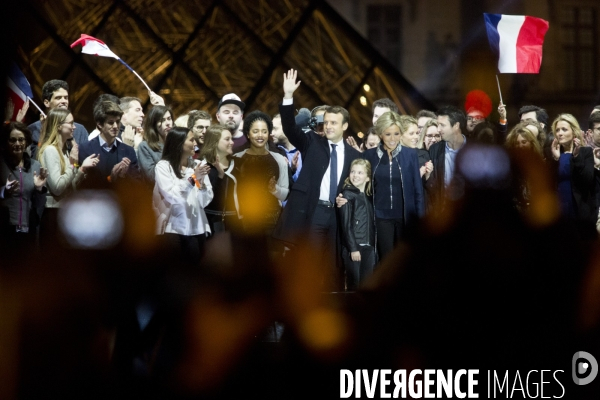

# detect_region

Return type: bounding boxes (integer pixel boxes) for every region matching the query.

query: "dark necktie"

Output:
[329,143,337,203]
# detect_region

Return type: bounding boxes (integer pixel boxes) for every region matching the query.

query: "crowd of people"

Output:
[3,67,600,398]
[2,69,600,289]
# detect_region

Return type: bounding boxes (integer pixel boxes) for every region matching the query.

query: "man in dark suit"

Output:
[273,69,362,289]
[425,105,467,212]
[78,101,139,183]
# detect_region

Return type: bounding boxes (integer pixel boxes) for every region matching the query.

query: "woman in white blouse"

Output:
[38,108,98,244]
[153,126,213,260]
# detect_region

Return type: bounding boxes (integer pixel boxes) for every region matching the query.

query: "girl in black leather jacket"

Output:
[339,159,376,290]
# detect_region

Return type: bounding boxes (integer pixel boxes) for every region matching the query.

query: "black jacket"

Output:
[553,146,596,225]
[338,184,375,252]
[424,139,448,213]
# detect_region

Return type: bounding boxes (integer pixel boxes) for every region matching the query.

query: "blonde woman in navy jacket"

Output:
[362,112,425,260]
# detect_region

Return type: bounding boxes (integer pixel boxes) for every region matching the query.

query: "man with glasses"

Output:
[28,79,88,159]
[188,110,211,154]
[466,109,485,133]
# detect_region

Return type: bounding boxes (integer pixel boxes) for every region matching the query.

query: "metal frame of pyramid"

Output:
[19,0,434,134]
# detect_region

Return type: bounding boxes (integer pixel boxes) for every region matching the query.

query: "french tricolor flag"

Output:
[484,13,549,73]
[71,34,120,59]
[6,63,34,120]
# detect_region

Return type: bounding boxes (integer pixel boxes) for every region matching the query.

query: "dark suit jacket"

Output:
[78,136,140,182]
[273,102,361,245]
[556,146,596,224]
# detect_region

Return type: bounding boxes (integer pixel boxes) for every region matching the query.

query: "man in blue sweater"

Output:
[28,79,88,159]
[78,101,139,183]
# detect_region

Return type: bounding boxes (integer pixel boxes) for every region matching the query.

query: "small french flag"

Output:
[484,13,549,74]
[70,34,120,59]
[6,63,34,120]
[71,33,151,91]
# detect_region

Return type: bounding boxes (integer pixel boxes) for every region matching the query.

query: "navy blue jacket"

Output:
[78,137,140,182]
[363,144,424,226]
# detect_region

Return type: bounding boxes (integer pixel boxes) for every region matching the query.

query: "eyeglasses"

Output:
[425,134,441,139]
[193,125,209,131]
[8,137,26,144]
[467,116,483,122]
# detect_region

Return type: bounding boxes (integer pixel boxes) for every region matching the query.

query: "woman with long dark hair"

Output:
[138,105,173,184]
[0,122,47,249]
[153,126,213,260]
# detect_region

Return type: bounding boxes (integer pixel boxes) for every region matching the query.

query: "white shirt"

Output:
[153,159,214,236]
[89,128,122,143]
[98,135,118,152]
[444,135,466,187]
[319,140,344,201]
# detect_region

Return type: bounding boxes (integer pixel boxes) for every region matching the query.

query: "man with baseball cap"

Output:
[216,93,246,152]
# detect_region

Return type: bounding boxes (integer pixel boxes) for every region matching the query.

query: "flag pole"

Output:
[27,97,46,118]
[117,59,151,92]
[495,75,504,105]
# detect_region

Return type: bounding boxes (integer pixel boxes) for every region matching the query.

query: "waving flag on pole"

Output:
[71,34,151,91]
[484,13,549,73]
[70,34,120,59]
[6,62,45,119]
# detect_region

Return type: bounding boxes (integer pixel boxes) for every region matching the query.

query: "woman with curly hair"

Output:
[232,110,289,235]
[505,123,543,157]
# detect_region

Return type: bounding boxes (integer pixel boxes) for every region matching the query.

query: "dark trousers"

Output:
[309,204,343,290]
[342,245,376,291]
[0,225,37,257]
[376,217,404,262]
[164,233,206,264]
[40,207,59,250]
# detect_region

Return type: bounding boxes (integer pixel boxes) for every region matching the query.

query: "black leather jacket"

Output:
[338,184,375,252]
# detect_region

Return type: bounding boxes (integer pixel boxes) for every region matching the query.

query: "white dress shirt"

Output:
[319,140,344,201]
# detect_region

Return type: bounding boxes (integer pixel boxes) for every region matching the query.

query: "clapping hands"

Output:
[110,157,131,180]
[33,167,48,191]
